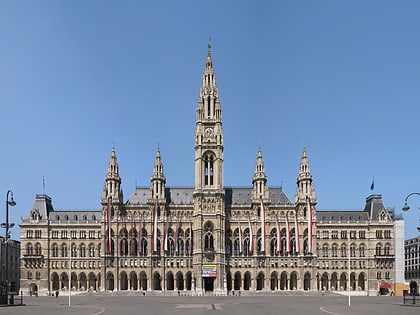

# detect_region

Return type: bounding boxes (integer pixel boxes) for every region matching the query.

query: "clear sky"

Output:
[1,1,419,241]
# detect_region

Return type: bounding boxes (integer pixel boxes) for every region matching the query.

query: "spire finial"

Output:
[208,38,212,57]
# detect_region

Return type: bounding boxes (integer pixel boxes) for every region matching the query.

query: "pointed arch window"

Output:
[204,221,214,250]
[204,153,214,186]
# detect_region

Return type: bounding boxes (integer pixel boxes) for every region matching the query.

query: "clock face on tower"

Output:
[205,127,214,137]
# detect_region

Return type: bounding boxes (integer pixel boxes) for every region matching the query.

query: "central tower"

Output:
[193,44,226,294]
[194,44,224,191]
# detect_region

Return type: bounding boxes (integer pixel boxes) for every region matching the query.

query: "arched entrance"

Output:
[350,273,356,291]
[51,273,59,291]
[271,272,278,291]
[167,272,174,290]
[120,272,128,290]
[106,272,114,291]
[358,273,366,290]
[234,272,241,291]
[60,273,69,290]
[153,272,162,291]
[303,272,311,290]
[79,273,87,290]
[186,272,193,290]
[203,278,214,292]
[290,272,298,290]
[243,272,251,290]
[176,272,184,291]
[340,273,347,291]
[321,272,329,291]
[70,272,77,291]
[256,272,264,291]
[331,273,338,291]
[226,272,232,292]
[88,272,96,291]
[280,271,288,290]
[140,272,147,291]
[130,272,138,290]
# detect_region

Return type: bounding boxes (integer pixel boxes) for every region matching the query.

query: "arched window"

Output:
[384,243,390,255]
[350,244,356,257]
[26,243,33,256]
[52,244,59,257]
[71,244,77,257]
[204,221,214,250]
[89,244,95,257]
[35,243,42,255]
[204,153,214,186]
[375,243,382,256]
[80,244,86,257]
[61,244,68,257]
[341,244,347,257]
[359,244,365,257]
[331,244,338,257]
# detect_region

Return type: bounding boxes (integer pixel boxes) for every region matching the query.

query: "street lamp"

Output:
[402,192,420,232]
[2,190,16,305]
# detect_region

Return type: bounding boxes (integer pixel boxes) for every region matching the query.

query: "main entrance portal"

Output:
[204,277,214,292]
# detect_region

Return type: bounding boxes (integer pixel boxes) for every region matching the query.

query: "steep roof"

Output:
[127,186,292,206]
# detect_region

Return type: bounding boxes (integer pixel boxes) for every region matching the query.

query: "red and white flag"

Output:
[138,213,143,255]
[163,214,169,252]
[238,215,243,253]
[285,212,291,254]
[175,212,180,254]
[294,210,301,254]
[275,214,282,253]
[307,196,313,253]
[260,199,265,253]
[248,213,254,254]
[152,199,158,252]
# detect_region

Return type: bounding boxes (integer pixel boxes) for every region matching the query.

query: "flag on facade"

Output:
[370,178,375,191]
[307,196,313,253]
[175,212,180,253]
[275,213,282,253]
[248,213,254,254]
[238,215,243,253]
[285,212,291,254]
[138,213,143,255]
[152,199,158,253]
[294,210,300,253]
[260,198,265,253]
[189,218,193,255]
[163,214,168,251]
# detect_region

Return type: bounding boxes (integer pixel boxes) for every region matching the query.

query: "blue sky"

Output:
[1,1,419,240]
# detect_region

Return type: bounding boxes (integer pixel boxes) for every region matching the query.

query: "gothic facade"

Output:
[20,46,401,296]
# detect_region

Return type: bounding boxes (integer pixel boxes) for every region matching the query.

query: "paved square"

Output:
[3,293,419,315]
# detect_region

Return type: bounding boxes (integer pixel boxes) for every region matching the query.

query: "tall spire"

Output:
[295,147,317,205]
[150,147,166,200]
[102,147,123,203]
[252,148,268,201]
[194,44,224,191]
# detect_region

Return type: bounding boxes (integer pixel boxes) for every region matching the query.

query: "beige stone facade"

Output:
[20,46,401,296]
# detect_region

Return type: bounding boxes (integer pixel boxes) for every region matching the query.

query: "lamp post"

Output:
[402,192,420,233]
[2,190,16,305]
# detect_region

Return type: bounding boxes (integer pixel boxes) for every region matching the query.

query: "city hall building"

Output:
[20,46,403,296]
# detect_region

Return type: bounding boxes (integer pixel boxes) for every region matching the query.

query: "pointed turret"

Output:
[252,148,269,201]
[102,147,123,203]
[150,147,166,200]
[295,148,317,205]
